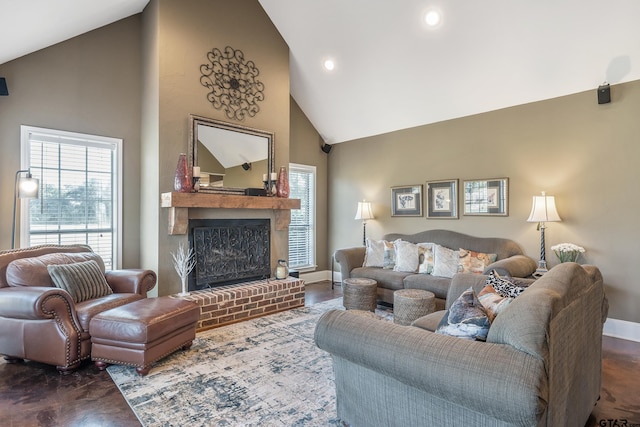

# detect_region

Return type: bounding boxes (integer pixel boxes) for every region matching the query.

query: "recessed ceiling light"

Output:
[323,59,335,71]
[424,9,441,27]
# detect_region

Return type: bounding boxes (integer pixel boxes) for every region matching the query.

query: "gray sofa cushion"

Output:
[351,267,408,290]
[402,274,450,300]
[411,310,444,331]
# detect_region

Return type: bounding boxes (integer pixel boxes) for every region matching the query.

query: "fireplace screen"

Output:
[189,219,271,291]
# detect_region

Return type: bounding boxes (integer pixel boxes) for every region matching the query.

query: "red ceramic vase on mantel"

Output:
[174,153,192,193]
[276,166,290,198]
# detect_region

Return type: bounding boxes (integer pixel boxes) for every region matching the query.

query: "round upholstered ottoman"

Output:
[393,289,435,326]
[342,278,377,311]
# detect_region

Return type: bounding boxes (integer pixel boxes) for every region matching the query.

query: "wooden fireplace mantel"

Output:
[160,192,301,235]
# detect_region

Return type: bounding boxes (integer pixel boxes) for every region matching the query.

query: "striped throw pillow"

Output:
[47,260,113,303]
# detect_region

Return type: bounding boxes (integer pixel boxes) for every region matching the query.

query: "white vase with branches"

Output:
[171,242,196,296]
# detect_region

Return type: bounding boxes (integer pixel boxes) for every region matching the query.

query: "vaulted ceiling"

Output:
[3,0,640,144]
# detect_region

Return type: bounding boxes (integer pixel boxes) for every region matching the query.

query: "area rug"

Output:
[107,298,392,426]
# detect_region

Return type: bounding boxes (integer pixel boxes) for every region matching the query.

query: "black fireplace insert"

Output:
[188,219,271,291]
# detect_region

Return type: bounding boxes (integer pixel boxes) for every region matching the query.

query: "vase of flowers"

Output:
[171,242,196,296]
[550,243,585,263]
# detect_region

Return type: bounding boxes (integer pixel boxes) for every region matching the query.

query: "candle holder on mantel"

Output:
[263,172,278,196]
[192,166,201,192]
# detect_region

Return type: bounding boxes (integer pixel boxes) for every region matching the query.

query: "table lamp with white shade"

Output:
[354,200,374,246]
[527,191,561,277]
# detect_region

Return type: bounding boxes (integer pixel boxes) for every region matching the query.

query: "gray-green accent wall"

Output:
[0,16,143,269]
[328,80,640,324]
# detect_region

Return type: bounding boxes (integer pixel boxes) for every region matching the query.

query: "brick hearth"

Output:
[171,277,305,331]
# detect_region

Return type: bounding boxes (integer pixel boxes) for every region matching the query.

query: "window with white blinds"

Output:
[288,163,316,270]
[20,126,122,269]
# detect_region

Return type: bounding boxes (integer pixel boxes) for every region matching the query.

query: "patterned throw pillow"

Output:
[363,238,386,267]
[47,260,113,303]
[478,284,513,322]
[432,244,459,278]
[417,242,435,274]
[383,240,397,270]
[435,287,491,341]
[458,249,497,274]
[393,240,420,273]
[486,270,527,298]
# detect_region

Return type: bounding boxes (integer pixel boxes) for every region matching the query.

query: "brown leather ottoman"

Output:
[90,296,199,376]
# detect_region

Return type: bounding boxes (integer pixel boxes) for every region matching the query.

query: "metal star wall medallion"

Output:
[200,46,265,121]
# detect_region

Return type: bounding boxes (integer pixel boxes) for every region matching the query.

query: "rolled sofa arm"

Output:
[484,254,537,277]
[333,247,365,280]
[0,286,76,320]
[315,310,546,423]
[105,269,157,296]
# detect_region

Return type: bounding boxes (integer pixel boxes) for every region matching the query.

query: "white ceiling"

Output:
[2,1,640,144]
[0,0,148,65]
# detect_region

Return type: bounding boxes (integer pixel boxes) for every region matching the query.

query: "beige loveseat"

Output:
[0,245,156,373]
[334,229,537,309]
[315,263,608,427]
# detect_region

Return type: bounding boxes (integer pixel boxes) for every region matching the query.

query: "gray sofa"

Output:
[334,229,537,309]
[315,263,609,427]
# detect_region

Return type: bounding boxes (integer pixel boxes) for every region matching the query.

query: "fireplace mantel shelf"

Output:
[160,192,301,235]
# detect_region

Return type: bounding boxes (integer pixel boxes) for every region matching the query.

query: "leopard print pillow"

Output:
[486,270,526,298]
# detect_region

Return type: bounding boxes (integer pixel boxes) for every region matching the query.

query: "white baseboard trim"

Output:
[603,318,640,343]
[299,270,342,285]
[299,270,329,284]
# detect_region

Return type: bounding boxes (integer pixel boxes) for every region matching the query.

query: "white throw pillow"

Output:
[393,240,419,273]
[362,238,386,267]
[432,244,460,278]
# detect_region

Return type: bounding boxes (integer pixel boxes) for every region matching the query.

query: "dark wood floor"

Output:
[1,281,638,426]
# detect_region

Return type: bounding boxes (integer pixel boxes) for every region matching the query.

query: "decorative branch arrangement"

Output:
[171,242,197,296]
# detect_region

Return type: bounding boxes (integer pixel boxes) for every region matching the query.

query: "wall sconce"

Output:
[241,162,251,171]
[0,78,8,96]
[321,143,332,154]
[354,200,374,246]
[526,191,561,277]
[12,169,39,249]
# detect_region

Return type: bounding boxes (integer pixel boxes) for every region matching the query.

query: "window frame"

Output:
[20,125,123,269]
[288,163,317,272]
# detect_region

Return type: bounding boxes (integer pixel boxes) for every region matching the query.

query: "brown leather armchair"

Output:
[0,245,156,374]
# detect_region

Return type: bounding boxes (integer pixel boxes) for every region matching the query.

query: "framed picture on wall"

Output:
[426,179,458,219]
[463,178,509,216]
[391,185,423,216]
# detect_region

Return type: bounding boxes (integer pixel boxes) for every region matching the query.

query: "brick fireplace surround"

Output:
[172,277,305,331]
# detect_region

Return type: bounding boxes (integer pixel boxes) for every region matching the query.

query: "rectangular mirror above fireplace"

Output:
[188,114,274,193]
